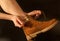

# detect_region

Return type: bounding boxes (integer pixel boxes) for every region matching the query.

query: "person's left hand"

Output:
[27,10,41,17]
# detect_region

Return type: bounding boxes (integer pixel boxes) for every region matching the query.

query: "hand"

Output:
[27,10,41,17]
[11,15,24,28]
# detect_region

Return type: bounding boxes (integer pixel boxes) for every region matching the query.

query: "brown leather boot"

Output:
[22,18,58,41]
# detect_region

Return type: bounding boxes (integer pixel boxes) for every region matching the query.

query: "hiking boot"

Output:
[23,18,58,41]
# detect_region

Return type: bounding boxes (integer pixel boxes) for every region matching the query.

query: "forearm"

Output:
[0,13,12,20]
[0,0,25,16]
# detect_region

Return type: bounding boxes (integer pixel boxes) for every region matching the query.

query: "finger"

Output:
[15,21,23,28]
[28,12,35,16]
[16,18,24,26]
[28,10,41,16]
[36,14,39,17]
[36,10,41,14]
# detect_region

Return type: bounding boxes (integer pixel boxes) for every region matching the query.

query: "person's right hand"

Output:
[11,15,24,28]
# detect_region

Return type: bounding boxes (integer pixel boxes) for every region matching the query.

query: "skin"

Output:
[0,0,41,28]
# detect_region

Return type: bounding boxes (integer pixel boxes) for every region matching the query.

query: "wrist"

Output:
[0,13,14,21]
[7,15,13,21]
